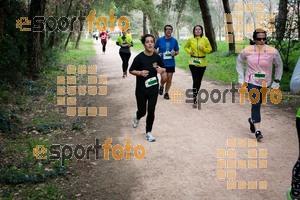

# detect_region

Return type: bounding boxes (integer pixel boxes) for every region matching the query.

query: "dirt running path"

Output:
[61,39,298,200]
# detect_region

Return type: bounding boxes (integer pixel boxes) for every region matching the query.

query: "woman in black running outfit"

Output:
[129,34,166,142]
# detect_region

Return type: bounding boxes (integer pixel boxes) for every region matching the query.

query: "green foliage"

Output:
[0,0,28,84]
[61,39,96,65]
[32,118,47,124]
[0,133,67,198]
[0,89,15,104]
[42,46,62,72]
[269,40,300,91]
[15,96,27,105]
[35,123,64,134]
[23,183,67,200]
[0,36,27,84]
[131,39,145,52]
[72,121,86,131]
[21,80,46,96]
[0,114,12,134]
[1,169,46,184]
[0,112,23,135]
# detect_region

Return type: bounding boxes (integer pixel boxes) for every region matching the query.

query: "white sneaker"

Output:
[145,132,156,142]
[132,117,139,128]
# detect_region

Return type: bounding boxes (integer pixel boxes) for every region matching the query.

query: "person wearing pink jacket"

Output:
[236,28,283,140]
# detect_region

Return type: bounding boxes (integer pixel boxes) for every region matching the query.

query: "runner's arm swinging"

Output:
[291,58,300,93]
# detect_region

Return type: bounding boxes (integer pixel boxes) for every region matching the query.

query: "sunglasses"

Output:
[256,38,267,41]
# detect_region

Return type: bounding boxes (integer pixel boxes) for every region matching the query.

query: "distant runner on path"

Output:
[116,30,133,78]
[100,30,108,54]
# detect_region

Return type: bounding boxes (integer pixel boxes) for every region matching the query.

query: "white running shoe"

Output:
[145,132,156,142]
[132,117,139,128]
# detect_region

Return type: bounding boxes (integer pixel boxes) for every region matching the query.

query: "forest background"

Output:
[0,0,299,198]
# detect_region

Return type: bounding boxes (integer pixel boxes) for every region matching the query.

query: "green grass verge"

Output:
[43,38,96,103]
[132,39,145,52]
[61,39,96,65]
[0,38,95,199]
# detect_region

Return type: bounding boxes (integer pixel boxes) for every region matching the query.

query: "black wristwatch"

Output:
[274,79,280,83]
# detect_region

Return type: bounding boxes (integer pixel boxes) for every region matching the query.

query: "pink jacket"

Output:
[236,44,283,87]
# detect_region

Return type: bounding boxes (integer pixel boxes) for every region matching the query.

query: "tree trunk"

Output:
[64,0,75,50]
[146,14,159,39]
[0,3,4,39]
[48,32,56,48]
[143,12,147,35]
[222,0,235,53]
[40,0,46,46]
[75,16,85,49]
[48,4,58,48]
[27,0,46,79]
[175,0,187,39]
[64,32,73,50]
[198,0,217,52]
[66,0,73,17]
[163,0,171,23]
[297,0,300,39]
[75,31,81,49]
[276,0,288,40]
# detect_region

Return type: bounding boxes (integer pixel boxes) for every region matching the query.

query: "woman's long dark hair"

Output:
[193,25,204,38]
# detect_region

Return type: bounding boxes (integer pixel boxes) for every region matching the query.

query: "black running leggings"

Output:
[101,42,107,52]
[189,65,206,103]
[291,117,300,197]
[247,83,263,123]
[135,93,158,133]
[119,52,131,73]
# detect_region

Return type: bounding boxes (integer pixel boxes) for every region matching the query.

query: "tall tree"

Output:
[165,0,172,22]
[197,0,217,52]
[0,1,3,39]
[75,11,85,49]
[174,0,187,39]
[143,12,147,35]
[64,0,74,50]
[128,0,162,38]
[27,0,46,79]
[297,0,300,39]
[222,0,235,53]
[158,0,186,39]
[142,0,162,38]
[74,0,92,49]
[276,0,288,40]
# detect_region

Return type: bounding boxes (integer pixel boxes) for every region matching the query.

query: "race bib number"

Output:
[189,57,201,66]
[145,77,158,88]
[163,52,172,60]
[253,72,266,79]
[122,42,129,47]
